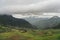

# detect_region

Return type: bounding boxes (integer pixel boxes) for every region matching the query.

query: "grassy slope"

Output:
[0,29,60,40]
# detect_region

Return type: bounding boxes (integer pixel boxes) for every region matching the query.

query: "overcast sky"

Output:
[0,0,60,18]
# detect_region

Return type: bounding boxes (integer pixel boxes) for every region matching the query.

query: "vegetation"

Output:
[0,26,60,40]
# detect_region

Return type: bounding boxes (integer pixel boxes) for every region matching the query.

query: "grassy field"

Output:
[0,29,60,40]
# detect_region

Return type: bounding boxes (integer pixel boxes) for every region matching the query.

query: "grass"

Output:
[0,29,60,40]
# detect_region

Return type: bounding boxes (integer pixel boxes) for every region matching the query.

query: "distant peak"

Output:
[52,16,59,18]
[53,16,59,17]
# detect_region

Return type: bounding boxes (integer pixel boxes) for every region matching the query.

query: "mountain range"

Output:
[0,15,60,29]
[24,16,60,29]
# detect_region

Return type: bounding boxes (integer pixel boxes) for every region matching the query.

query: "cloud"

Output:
[0,0,60,15]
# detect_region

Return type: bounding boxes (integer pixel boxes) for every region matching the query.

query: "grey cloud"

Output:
[0,0,41,5]
[0,0,60,15]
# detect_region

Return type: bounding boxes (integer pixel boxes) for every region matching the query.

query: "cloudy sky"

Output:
[0,0,60,18]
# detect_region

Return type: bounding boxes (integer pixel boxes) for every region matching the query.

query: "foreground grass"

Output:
[0,29,60,40]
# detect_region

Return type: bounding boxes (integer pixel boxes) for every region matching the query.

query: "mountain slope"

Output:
[0,15,33,29]
[47,16,60,27]
[25,17,48,29]
[47,16,60,29]
[28,16,60,29]
[24,16,48,25]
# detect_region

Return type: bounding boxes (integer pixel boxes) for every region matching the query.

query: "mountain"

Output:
[25,16,60,29]
[35,16,60,29]
[24,16,48,25]
[47,16,60,29]
[33,18,48,29]
[24,16,48,29]
[0,15,33,29]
